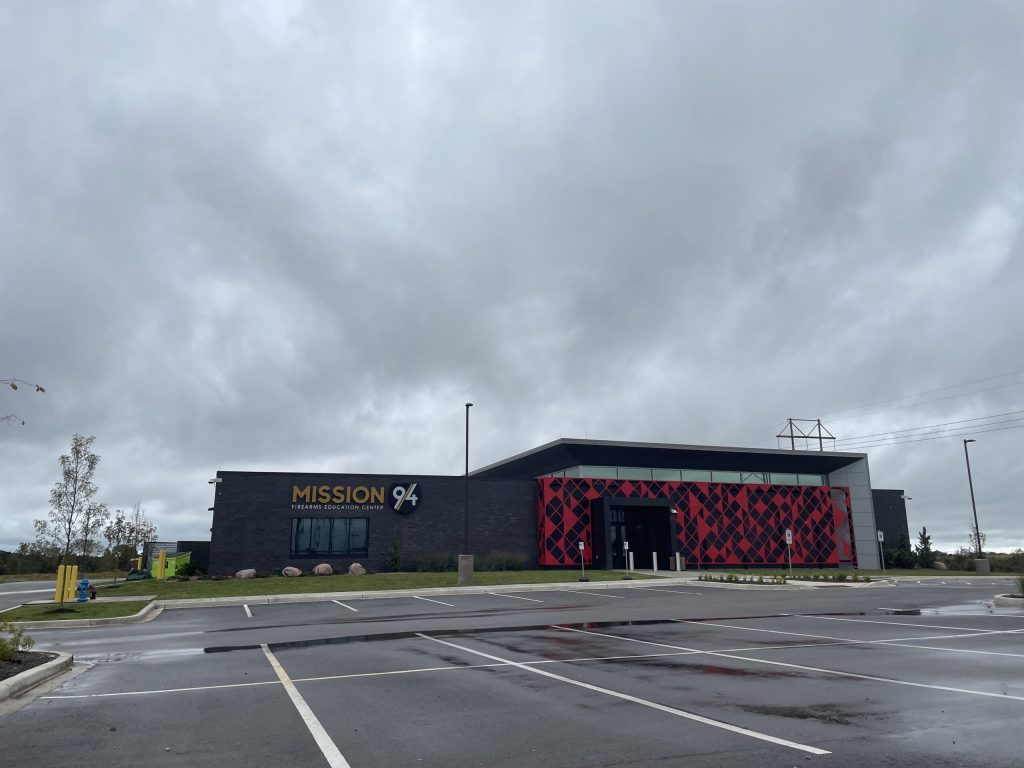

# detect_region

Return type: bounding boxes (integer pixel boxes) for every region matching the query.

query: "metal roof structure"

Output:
[471,437,867,480]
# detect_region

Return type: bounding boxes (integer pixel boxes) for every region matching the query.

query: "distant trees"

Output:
[103,502,157,581]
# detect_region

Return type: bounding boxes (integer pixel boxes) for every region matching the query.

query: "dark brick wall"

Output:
[871,489,910,548]
[208,472,537,575]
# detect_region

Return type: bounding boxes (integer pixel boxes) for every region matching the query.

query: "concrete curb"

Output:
[6,601,161,629]
[0,652,73,701]
[993,594,1024,607]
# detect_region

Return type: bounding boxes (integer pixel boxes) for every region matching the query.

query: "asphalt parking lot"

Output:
[3,577,1022,767]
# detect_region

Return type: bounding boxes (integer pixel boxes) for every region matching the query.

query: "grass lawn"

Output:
[97,569,652,599]
[2,600,152,622]
[0,571,120,584]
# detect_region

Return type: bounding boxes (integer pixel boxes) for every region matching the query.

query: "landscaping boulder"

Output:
[932,562,947,571]
[348,563,366,576]
[235,569,256,579]
[313,563,333,576]
[281,566,302,577]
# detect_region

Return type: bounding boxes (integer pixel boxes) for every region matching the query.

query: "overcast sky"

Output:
[2,1,1022,555]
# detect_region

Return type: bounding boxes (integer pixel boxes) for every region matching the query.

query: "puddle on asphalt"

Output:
[202,612,865,654]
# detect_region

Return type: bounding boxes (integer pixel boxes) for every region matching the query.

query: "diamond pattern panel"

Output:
[537,477,855,567]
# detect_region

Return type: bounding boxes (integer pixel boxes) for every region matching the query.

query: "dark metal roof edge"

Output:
[470,437,866,475]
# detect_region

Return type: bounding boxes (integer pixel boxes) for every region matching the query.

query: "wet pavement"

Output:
[2,577,1021,767]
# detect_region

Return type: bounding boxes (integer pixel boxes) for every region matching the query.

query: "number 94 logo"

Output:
[389,483,420,514]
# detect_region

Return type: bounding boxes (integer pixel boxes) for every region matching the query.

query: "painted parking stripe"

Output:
[488,592,544,603]
[676,619,1024,658]
[629,587,704,596]
[559,589,627,599]
[417,633,829,755]
[332,599,358,612]
[261,644,352,768]
[808,615,993,632]
[413,595,456,607]
[243,604,253,618]
[554,626,1024,702]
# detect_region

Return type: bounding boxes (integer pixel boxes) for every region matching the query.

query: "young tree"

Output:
[1,378,45,426]
[36,434,102,605]
[127,502,157,564]
[915,526,935,568]
[103,510,132,583]
[968,522,987,557]
[78,501,110,569]
[893,533,916,569]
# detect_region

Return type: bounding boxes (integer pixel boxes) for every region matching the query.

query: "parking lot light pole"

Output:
[464,403,473,553]
[963,438,983,559]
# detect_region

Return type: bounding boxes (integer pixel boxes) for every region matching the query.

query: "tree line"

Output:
[0,434,157,576]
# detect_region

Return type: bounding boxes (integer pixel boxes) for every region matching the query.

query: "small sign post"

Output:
[623,540,632,580]
[785,529,794,578]
[578,541,588,582]
[877,530,886,577]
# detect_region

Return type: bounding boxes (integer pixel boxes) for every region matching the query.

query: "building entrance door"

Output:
[609,507,627,568]
[610,503,673,570]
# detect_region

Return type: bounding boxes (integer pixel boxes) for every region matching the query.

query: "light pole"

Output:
[464,403,473,554]
[963,439,983,559]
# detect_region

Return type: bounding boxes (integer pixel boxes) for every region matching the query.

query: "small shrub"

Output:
[388,542,401,573]
[1014,574,1024,597]
[0,621,34,661]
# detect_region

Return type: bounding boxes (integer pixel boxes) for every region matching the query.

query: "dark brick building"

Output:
[208,438,883,575]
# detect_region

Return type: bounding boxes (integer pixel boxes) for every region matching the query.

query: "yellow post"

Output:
[66,565,79,601]
[136,556,143,571]
[54,565,66,602]
[158,549,167,580]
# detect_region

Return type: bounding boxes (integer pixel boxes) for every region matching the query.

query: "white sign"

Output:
[578,541,585,550]
[623,541,629,550]
[785,529,793,544]
[877,530,885,543]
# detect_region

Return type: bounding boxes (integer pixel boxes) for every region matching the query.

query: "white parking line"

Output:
[554,626,1024,702]
[488,592,544,603]
[417,633,830,755]
[809,615,992,632]
[629,587,704,596]
[262,644,352,768]
[243,604,253,618]
[676,619,1024,658]
[413,595,455,607]
[332,600,358,612]
[559,589,627,599]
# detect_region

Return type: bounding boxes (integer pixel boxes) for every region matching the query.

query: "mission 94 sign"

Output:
[389,482,420,514]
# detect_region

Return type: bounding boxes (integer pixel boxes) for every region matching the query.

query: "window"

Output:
[291,518,369,557]
[711,470,742,483]
[798,474,824,486]
[769,473,799,485]
[681,469,711,482]
[652,468,682,481]
[740,472,766,484]
[617,467,653,480]
[579,465,618,479]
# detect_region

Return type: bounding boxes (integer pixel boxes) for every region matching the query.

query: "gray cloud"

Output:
[2,1,1022,553]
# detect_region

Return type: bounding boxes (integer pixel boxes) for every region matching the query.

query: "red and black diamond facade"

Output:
[536,477,854,567]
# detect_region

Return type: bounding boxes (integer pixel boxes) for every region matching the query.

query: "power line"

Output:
[840,421,1024,451]
[834,409,1024,444]
[728,366,1024,443]
[825,380,1024,424]
[819,367,1024,418]
[837,417,1024,450]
